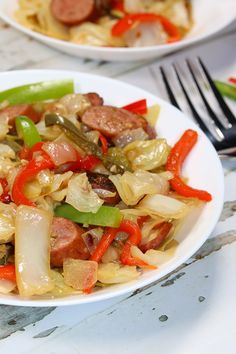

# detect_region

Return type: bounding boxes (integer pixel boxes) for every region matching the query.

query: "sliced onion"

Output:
[15,206,53,296]
[112,128,148,148]
[63,259,98,291]
[81,228,103,254]
[42,140,78,166]
[131,245,174,267]
[93,188,116,199]
[138,194,188,219]
[101,246,120,264]
[0,279,16,294]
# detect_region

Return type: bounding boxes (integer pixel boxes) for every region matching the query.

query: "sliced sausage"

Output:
[51,0,96,26]
[87,172,121,205]
[81,105,147,137]
[139,222,172,253]
[83,93,104,106]
[50,217,90,267]
[0,104,41,130]
[145,123,157,139]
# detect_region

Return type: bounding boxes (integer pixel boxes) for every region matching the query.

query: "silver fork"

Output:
[159,57,236,158]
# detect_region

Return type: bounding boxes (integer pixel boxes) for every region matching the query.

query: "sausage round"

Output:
[0,104,41,130]
[51,0,96,26]
[81,106,147,137]
[84,92,104,106]
[50,217,90,267]
[139,222,172,253]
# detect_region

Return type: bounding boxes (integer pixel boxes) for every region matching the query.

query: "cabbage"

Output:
[0,144,16,159]
[138,194,188,219]
[131,243,177,267]
[0,202,16,244]
[101,246,120,264]
[48,270,78,297]
[70,20,125,47]
[123,139,170,171]
[97,263,140,284]
[66,173,104,213]
[144,105,160,127]
[15,205,53,296]
[63,259,98,291]
[0,279,16,294]
[109,170,170,206]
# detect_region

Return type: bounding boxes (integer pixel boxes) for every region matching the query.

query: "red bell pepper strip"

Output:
[0,264,16,282]
[166,129,212,202]
[112,13,181,43]
[0,178,11,204]
[122,99,148,115]
[229,77,236,85]
[111,0,125,13]
[90,220,156,268]
[99,133,108,154]
[61,153,101,173]
[12,153,55,207]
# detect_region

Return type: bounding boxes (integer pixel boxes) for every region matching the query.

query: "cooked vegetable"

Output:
[109,170,170,205]
[0,279,16,294]
[15,205,53,296]
[112,13,181,43]
[42,140,78,166]
[15,115,41,148]
[97,263,140,284]
[166,129,212,201]
[214,80,236,101]
[0,80,74,105]
[138,194,188,219]
[54,204,122,228]
[63,258,97,293]
[65,173,104,213]
[124,139,170,171]
[228,77,236,85]
[0,244,13,265]
[122,99,147,115]
[0,264,16,282]
[12,151,55,206]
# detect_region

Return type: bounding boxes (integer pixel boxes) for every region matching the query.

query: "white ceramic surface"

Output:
[0,70,224,306]
[0,0,235,61]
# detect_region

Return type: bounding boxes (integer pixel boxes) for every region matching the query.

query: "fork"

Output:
[159,57,236,158]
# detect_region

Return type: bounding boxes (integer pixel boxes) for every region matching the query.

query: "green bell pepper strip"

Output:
[214,80,236,101]
[0,80,74,105]
[54,204,122,228]
[15,116,41,148]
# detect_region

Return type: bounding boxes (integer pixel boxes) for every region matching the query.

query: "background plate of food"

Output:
[0,69,224,306]
[0,0,235,61]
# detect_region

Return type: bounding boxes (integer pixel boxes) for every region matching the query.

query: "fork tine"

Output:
[159,66,181,110]
[171,63,218,145]
[198,57,236,125]
[186,59,229,130]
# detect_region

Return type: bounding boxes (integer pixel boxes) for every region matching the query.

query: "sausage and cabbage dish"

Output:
[0,79,211,298]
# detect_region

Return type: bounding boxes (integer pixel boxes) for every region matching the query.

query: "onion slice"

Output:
[138,194,188,219]
[15,206,53,296]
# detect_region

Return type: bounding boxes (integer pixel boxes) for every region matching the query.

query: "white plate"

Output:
[0,0,235,61]
[0,70,224,306]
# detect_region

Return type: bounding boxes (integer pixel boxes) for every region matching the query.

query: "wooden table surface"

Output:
[0,17,236,354]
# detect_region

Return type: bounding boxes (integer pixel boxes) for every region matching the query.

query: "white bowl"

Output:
[0,70,224,306]
[0,0,235,61]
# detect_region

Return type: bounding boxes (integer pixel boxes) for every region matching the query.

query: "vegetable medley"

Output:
[15,0,192,48]
[0,79,211,298]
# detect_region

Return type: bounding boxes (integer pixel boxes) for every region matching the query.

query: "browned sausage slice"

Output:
[51,0,96,26]
[87,172,121,205]
[83,93,104,106]
[81,106,147,137]
[0,104,41,130]
[50,217,90,267]
[139,222,172,253]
